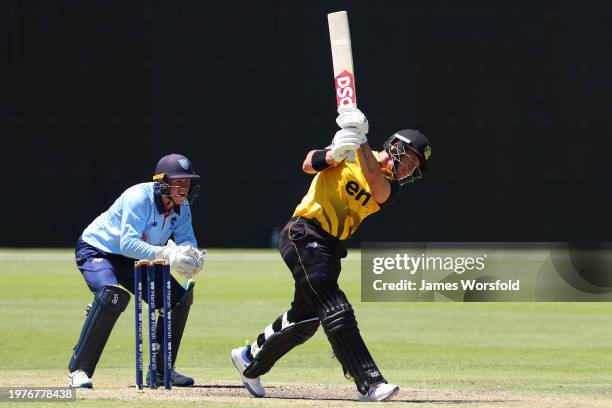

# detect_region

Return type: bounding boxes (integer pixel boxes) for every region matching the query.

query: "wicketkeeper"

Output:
[231,107,431,402]
[68,154,206,388]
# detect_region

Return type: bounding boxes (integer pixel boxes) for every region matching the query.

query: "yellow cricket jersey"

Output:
[293,153,388,240]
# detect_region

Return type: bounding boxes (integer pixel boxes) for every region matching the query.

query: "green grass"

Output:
[0,249,611,407]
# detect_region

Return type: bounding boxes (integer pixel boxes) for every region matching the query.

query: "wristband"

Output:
[312,149,332,171]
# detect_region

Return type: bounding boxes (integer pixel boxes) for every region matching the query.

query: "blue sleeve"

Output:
[119,190,162,260]
[173,204,198,248]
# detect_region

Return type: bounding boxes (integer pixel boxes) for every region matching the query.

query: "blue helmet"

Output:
[153,154,201,204]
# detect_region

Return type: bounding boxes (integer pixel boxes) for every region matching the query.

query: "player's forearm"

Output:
[119,236,161,260]
[357,143,391,204]
[173,225,198,249]
[302,149,335,174]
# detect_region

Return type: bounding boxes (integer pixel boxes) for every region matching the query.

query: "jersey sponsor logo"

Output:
[306,242,319,249]
[345,180,371,206]
[335,70,356,107]
[91,258,103,263]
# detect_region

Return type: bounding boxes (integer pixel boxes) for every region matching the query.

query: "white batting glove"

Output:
[156,240,198,278]
[336,106,369,135]
[331,128,367,162]
[331,146,350,162]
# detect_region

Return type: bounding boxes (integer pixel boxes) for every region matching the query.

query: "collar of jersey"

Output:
[154,189,181,215]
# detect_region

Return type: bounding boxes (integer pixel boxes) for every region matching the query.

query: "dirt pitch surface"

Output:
[1,371,609,407]
[74,381,609,408]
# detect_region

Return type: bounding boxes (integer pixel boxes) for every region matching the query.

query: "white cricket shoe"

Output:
[230,346,266,398]
[357,382,400,402]
[68,370,93,389]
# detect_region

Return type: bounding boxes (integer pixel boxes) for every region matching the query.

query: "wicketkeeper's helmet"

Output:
[153,153,201,204]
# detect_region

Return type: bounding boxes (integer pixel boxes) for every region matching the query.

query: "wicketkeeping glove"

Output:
[155,240,198,279]
[178,243,207,278]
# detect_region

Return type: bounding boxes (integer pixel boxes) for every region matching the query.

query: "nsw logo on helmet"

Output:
[178,159,190,171]
[424,146,432,160]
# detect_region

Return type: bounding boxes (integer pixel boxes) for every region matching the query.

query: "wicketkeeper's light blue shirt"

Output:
[81,182,197,260]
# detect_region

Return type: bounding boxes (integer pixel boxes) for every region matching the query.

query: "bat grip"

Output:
[347,150,356,163]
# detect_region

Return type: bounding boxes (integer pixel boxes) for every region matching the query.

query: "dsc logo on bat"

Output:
[335,70,356,107]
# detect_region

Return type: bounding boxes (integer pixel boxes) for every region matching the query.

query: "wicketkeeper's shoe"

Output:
[68,370,93,389]
[146,369,194,387]
[230,346,266,398]
[357,382,400,402]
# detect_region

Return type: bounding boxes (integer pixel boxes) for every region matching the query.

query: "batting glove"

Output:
[331,128,367,162]
[336,106,369,135]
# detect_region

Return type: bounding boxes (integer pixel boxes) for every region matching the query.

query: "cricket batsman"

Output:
[68,154,206,388]
[231,107,432,402]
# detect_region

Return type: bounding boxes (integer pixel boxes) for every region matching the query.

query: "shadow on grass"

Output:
[190,384,252,389]
[189,384,512,404]
[267,396,510,404]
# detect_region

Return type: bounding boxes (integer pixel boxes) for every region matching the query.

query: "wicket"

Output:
[134,259,172,390]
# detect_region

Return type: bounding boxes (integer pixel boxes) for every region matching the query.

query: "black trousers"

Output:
[247,217,385,393]
[278,216,348,323]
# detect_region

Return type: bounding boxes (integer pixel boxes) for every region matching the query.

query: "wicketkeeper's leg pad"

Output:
[154,279,194,371]
[68,285,130,376]
[243,313,320,379]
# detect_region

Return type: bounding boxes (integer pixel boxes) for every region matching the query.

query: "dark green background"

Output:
[5,1,611,246]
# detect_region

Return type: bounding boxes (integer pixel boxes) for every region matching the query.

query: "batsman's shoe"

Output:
[357,382,400,402]
[231,346,266,398]
[68,370,93,389]
[146,369,194,387]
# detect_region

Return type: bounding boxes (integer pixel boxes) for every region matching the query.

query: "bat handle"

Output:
[347,150,356,163]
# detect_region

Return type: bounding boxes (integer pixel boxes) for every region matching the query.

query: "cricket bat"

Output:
[328,11,357,162]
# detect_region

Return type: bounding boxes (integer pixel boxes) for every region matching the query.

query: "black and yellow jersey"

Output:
[293,152,397,240]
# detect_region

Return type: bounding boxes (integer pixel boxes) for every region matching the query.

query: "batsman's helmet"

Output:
[153,153,201,204]
[383,129,431,185]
